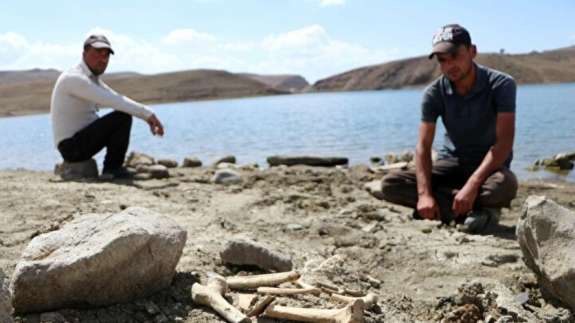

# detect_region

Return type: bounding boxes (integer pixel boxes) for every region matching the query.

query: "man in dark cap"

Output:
[51,34,164,179]
[379,24,518,233]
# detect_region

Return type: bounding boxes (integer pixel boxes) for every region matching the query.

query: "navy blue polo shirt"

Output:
[421,64,516,167]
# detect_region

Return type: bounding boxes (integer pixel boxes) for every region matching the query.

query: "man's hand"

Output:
[147,114,164,136]
[417,194,440,220]
[452,182,479,216]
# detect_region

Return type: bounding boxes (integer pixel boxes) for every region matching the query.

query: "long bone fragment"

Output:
[263,299,365,323]
[257,286,321,295]
[191,273,250,323]
[226,270,300,290]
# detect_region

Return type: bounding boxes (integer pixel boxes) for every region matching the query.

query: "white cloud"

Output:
[0,25,399,82]
[162,29,217,46]
[319,0,345,7]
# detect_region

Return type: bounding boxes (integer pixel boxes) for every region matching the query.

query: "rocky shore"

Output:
[1,157,575,322]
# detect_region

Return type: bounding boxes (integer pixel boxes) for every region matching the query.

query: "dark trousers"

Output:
[379,158,518,223]
[57,111,132,172]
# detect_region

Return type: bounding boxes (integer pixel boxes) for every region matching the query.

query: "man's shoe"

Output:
[101,167,133,180]
[458,208,501,234]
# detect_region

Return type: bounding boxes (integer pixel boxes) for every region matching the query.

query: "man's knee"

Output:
[479,169,518,207]
[379,171,417,206]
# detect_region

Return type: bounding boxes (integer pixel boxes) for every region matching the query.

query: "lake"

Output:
[1,83,574,181]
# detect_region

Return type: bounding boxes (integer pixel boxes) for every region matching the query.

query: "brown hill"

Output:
[239,73,309,93]
[312,46,575,91]
[0,69,287,118]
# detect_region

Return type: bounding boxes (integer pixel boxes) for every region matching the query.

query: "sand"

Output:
[1,165,574,322]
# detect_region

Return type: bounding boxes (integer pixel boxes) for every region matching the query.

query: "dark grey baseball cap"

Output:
[428,24,471,59]
[83,34,114,54]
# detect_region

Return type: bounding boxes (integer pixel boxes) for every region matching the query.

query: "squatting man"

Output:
[51,34,164,179]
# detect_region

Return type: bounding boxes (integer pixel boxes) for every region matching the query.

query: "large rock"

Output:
[214,155,236,165]
[54,159,98,180]
[220,238,293,272]
[267,155,348,167]
[9,207,187,314]
[517,196,575,311]
[157,159,178,168]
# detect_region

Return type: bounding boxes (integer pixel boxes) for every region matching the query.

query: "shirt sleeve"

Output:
[61,73,154,120]
[493,75,516,113]
[421,83,442,123]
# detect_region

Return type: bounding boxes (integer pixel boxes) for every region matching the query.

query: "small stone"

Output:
[214,155,236,165]
[182,157,202,168]
[211,169,242,185]
[148,165,170,179]
[286,224,304,231]
[54,159,98,180]
[157,159,178,168]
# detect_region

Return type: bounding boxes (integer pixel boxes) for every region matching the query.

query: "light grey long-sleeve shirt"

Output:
[50,60,153,146]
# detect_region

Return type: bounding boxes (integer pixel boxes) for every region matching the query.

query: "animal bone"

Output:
[236,293,257,312]
[226,271,300,290]
[246,295,275,317]
[191,273,250,323]
[330,293,379,307]
[263,299,365,323]
[257,286,321,295]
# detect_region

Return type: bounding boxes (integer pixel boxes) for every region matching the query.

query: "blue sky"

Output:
[0,0,573,82]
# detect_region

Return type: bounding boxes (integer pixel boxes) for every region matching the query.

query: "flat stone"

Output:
[267,155,348,167]
[54,159,98,180]
[157,159,178,168]
[517,196,575,312]
[9,207,187,314]
[220,238,292,272]
[182,157,202,168]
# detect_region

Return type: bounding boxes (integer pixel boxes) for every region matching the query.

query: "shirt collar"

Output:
[79,59,98,81]
[443,63,487,97]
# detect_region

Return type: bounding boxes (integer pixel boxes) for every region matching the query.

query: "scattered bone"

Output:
[246,295,275,317]
[236,293,257,313]
[226,271,300,290]
[331,293,379,307]
[191,273,250,323]
[257,286,321,296]
[263,299,365,323]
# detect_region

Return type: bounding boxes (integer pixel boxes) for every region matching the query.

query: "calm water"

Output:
[1,83,574,181]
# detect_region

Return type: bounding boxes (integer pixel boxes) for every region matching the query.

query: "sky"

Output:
[0,0,573,82]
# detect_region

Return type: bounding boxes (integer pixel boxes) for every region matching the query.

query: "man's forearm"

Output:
[467,142,512,189]
[415,145,434,197]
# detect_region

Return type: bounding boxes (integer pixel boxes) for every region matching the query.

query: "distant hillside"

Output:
[312,45,575,91]
[0,69,288,117]
[239,73,309,93]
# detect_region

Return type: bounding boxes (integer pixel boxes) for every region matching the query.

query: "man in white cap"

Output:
[51,34,164,179]
[379,24,518,234]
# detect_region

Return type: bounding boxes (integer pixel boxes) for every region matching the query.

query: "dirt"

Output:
[1,164,575,322]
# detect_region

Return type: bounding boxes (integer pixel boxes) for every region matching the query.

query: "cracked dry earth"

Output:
[1,165,575,322]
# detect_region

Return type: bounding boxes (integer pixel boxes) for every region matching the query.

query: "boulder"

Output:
[9,207,187,314]
[157,159,178,168]
[182,157,202,168]
[214,155,236,165]
[125,151,155,168]
[220,238,293,272]
[212,169,242,185]
[267,155,348,167]
[54,159,98,180]
[517,196,575,311]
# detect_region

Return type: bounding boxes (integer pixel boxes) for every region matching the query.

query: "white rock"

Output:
[9,207,187,314]
[517,196,575,312]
